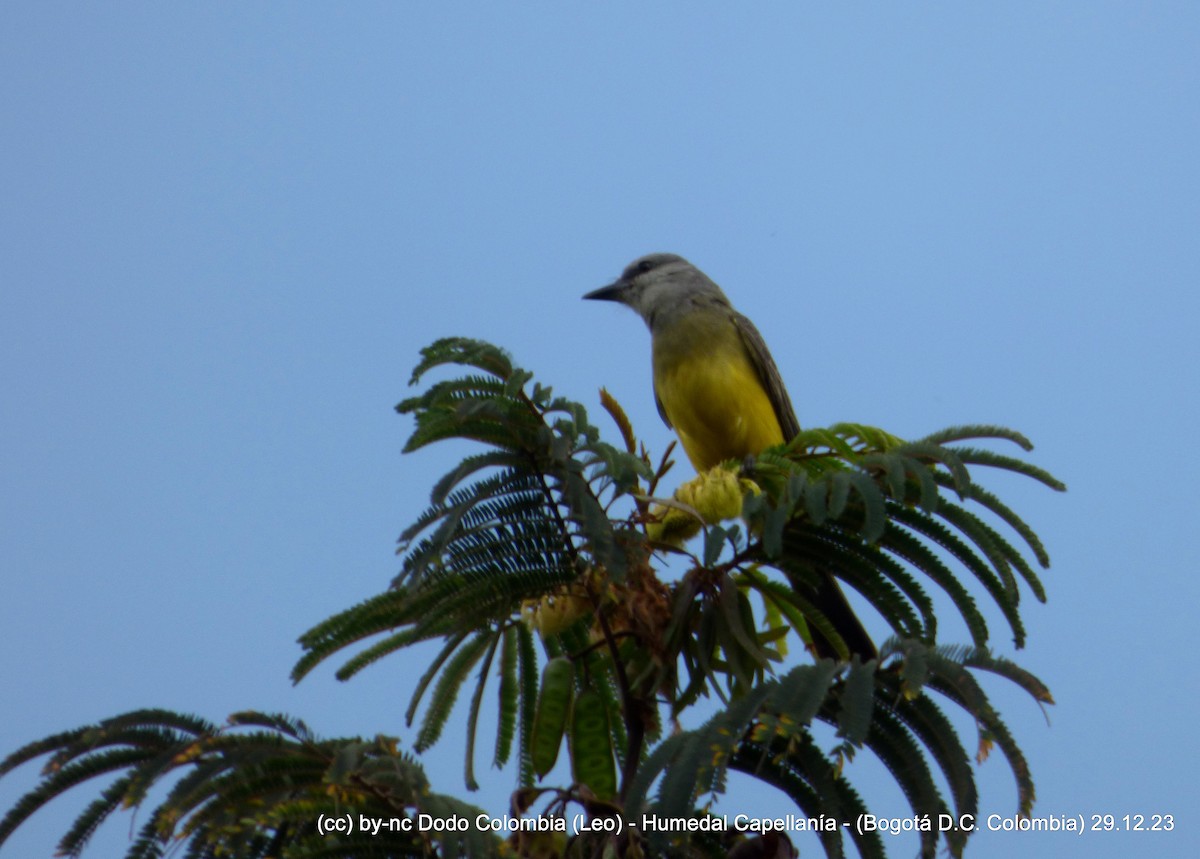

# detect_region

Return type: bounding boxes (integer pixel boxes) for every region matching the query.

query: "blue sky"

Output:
[2,4,1197,857]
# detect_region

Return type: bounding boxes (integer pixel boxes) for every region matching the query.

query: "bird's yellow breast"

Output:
[652,316,784,472]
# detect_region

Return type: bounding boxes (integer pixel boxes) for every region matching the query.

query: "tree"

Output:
[0,338,1063,858]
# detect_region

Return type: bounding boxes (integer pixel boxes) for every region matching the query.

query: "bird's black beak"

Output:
[582,281,626,302]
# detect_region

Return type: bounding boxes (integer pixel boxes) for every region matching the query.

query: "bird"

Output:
[584,253,877,662]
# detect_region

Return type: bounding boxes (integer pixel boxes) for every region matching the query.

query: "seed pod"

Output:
[570,687,616,800]
[530,657,574,778]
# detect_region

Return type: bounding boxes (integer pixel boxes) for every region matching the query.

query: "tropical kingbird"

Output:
[584,253,877,662]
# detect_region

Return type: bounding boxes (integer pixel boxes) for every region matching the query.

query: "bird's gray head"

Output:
[583,253,729,331]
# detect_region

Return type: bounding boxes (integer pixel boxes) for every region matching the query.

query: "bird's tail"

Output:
[807,569,878,663]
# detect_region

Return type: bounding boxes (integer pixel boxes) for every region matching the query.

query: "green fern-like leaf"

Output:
[462,632,501,790]
[414,630,493,752]
[493,625,520,769]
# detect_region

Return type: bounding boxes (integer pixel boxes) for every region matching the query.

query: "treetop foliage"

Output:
[1,337,1063,858]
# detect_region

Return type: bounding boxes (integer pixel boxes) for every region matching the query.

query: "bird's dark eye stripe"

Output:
[637,260,654,272]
